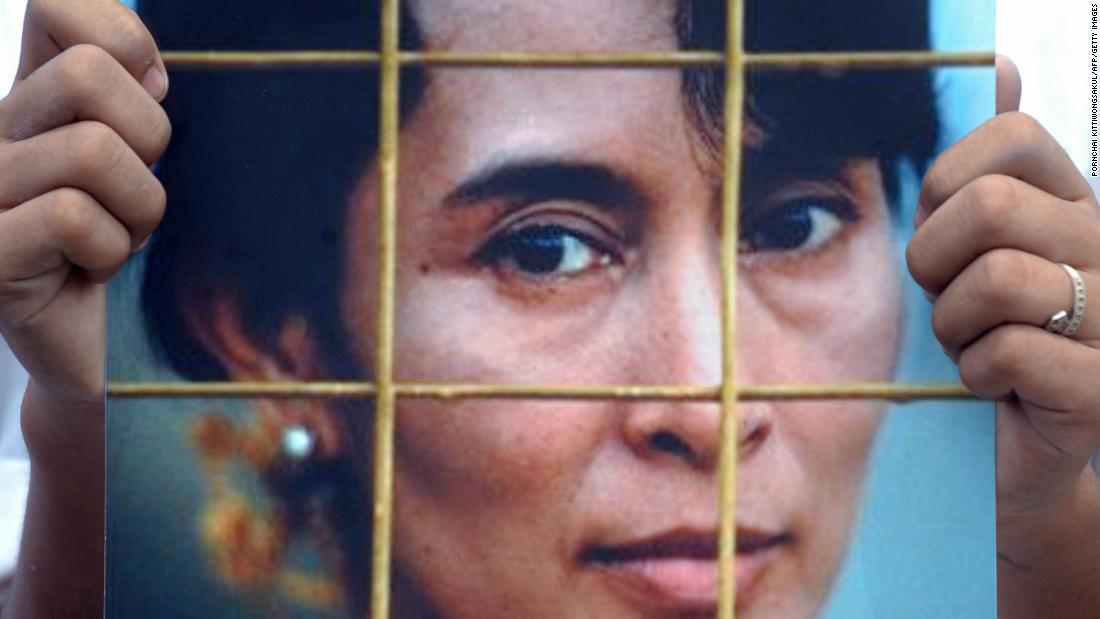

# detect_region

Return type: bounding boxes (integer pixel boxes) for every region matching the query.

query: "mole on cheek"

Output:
[419,262,431,275]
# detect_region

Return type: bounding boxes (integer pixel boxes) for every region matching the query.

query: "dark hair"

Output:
[137,1,937,615]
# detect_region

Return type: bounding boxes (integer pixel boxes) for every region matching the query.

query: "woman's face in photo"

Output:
[336,0,901,617]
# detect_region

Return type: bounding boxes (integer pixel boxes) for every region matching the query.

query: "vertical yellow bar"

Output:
[371,0,401,616]
[717,0,745,617]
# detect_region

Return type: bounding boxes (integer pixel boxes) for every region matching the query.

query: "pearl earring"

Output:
[281,425,316,461]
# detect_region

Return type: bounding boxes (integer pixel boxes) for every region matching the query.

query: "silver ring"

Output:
[1044,264,1086,337]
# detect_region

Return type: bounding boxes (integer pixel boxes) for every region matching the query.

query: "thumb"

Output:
[996,53,1022,114]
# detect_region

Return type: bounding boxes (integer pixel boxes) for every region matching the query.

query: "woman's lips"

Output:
[581,527,792,612]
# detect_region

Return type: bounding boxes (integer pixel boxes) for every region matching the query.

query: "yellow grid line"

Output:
[718,0,744,615]
[161,50,381,66]
[160,49,993,70]
[744,49,993,69]
[105,381,975,401]
[369,0,400,615]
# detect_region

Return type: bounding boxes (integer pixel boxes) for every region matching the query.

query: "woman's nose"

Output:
[630,241,724,387]
[619,242,730,468]
[622,400,721,468]
[622,400,772,469]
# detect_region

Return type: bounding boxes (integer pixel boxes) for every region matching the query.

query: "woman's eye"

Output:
[742,198,857,254]
[479,224,614,277]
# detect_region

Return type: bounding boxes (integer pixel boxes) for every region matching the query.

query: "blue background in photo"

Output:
[821,1,997,617]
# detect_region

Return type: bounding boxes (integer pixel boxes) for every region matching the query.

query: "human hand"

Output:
[0,0,169,462]
[907,55,1100,619]
[0,2,169,615]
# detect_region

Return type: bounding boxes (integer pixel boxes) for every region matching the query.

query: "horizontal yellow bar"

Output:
[398,383,718,401]
[106,381,974,401]
[746,50,994,70]
[161,50,993,70]
[108,381,377,398]
[400,50,724,67]
[160,50,380,67]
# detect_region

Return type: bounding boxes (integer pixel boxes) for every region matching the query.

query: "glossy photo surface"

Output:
[107,1,996,618]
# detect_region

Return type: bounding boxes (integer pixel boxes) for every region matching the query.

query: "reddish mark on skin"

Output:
[420,262,431,275]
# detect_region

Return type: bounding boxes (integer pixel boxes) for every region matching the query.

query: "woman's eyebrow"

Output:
[443,158,648,211]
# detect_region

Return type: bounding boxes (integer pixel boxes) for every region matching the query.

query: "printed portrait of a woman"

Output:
[106,1,996,618]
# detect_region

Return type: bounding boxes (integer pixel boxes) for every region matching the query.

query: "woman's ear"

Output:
[183,295,346,459]
[187,295,322,382]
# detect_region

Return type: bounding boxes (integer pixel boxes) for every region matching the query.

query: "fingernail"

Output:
[142,66,168,101]
[941,345,959,364]
[922,288,939,303]
[133,236,151,253]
